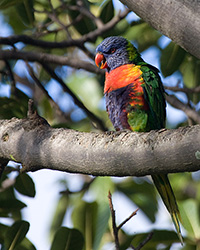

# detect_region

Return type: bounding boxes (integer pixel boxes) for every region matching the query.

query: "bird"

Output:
[95,36,183,244]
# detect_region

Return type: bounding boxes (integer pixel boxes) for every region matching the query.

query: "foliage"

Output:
[0,0,200,249]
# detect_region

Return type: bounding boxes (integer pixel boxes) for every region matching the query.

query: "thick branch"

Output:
[120,0,200,59]
[0,117,200,176]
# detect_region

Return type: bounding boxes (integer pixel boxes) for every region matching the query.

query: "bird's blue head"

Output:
[95,36,142,72]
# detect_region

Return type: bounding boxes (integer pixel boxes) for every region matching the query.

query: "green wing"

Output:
[140,65,183,243]
[140,64,166,130]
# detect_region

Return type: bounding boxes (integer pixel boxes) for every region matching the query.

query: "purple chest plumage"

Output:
[105,85,132,131]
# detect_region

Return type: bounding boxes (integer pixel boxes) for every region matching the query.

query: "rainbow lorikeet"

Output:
[95,36,183,243]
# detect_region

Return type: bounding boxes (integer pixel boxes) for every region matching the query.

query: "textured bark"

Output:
[120,0,200,59]
[0,117,200,177]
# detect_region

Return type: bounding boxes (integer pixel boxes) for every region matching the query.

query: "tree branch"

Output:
[0,115,199,176]
[166,95,200,124]
[165,85,200,94]
[0,50,103,75]
[120,0,200,59]
[108,192,120,250]
[131,232,154,250]
[0,9,130,49]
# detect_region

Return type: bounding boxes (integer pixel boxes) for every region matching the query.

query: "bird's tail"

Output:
[151,174,183,244]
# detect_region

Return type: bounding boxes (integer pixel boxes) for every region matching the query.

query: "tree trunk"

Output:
[120,0,200,59]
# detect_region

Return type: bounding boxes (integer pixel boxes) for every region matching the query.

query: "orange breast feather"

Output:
[104,64,147,109]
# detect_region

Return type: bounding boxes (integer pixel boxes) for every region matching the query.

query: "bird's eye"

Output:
[110,48,116,54]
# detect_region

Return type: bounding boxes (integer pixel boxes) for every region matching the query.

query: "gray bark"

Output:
[0,117,200,176]
[120,0,200,59]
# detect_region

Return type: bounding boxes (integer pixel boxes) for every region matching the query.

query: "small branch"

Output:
[60,177,96,195]
[68,4,104,29]
[0,9,130,49]
[108,191,120,250]
[166,95,200,124]
[131,232,154,250]
[165,85,200,94]
[117,208,139,230]
[108,191,140,249]
[4,60,16,96]
[47,0,71,38]
[0,50,103,75]
[26,99,50,128]
[27,99,35,117]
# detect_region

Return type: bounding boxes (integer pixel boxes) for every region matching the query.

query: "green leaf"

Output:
[0,198,26,212]
[2,7,25,33]
[50,227,84,250]
[0,90,29,119]
[72,201,98,249]
[90,177,115,203]
[0,0,23,9]
[67,74,103,117]
[14,237,36,250]
[179,199,200,239]
[0,187,26,215]
[100,0,114,24]
[160,42,186,77]
[125,22,161,52]
[16,0,34,26]
[0,179,26,218]
[67,0,96,35]
[14,173,36,198]
[49,194,69,240]
[5,220,30,250]
[116,178,158,222]
[180,55,200,104]
[181,244,196,250]
[0,223,8,244]
[126,230,180,250]
[93,203,110,250]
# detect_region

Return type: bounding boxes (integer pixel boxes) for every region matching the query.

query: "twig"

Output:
[166,94,200,124]
[67,4,104,29]
[4,60,16,96]
[117,208,139,230]
[60,177,96,195]
[27,99,35,117]
[26,99,50,127]
[131,232,154,250]
[0,9,130,49]
[108,191,139,250]
[0,50,103,75]
[41,63,107,131]
[47,0,72,38]
[165,85,200,94]
[108,191,120,250]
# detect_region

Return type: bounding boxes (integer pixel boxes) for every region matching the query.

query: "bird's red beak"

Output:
[95,53,108,69]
